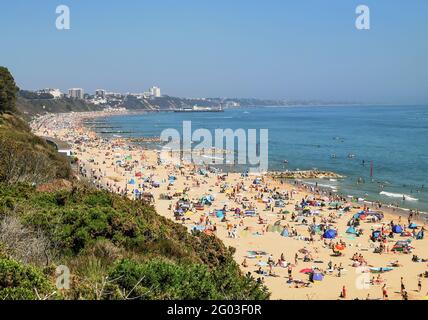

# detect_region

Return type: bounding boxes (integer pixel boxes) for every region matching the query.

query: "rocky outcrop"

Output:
[269,170,344,180]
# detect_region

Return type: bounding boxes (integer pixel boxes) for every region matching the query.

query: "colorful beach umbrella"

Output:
[323,229,337,239]
[335,244,345,251]
[300,268,313,274]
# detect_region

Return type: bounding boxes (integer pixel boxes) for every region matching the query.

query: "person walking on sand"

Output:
[418,276,422,292]
[400,277,405,294]
[340,286,346,299]
[382,284,388,300]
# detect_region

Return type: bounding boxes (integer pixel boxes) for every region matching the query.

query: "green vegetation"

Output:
[16,95,102,119]
[0,113,71,184]
[0,66,269,301]
[0,67,19,113]
[0,183,269,300]
[19,90,54,100]
[0,258,56,300]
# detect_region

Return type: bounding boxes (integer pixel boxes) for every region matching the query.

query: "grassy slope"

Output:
[0,113,71,182]
[0,113,269,300]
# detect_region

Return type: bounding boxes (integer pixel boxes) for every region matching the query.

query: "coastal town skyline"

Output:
[1,0,428,104]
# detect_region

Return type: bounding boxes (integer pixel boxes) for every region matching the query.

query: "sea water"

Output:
[92,105,428,213]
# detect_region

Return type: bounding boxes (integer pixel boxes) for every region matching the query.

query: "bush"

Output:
[0,183,270,300]
[0,258,56,300]
[107,259,269,300]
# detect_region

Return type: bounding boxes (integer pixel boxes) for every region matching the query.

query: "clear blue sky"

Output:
[1,0,427,103]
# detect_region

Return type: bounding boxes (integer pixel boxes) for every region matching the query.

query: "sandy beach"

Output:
[31,111,428,300]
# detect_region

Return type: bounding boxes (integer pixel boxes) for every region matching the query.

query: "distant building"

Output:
[37,88,62,99]
[95,89,106,99]
[68,88,84,99]
[149,86,161,98]
[128,92,147,99]
[105,92,122,98]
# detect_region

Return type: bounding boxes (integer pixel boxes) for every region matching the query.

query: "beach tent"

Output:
[281,228,289,237]
[216,211,225,219]
[346,226,357,235]
[312,272,324,282]
[128,179,135,185]
[409,223,418,229]
[323,229,337,239]
[416,230,424,240]
[392,225,403,234]
[372,230,382,239]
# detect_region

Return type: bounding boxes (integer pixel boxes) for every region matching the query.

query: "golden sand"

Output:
[32,112,428,300]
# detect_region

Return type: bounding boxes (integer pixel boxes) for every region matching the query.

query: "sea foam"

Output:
[380,191,418,201]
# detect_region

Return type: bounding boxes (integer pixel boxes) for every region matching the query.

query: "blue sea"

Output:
[91,105,428,213]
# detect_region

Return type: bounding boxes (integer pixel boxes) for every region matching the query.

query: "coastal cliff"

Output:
[0,66,269,300]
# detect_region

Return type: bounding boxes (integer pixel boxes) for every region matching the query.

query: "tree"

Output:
[0,67,19,113]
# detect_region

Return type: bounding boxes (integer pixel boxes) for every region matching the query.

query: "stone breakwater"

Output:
[269,170,344,180]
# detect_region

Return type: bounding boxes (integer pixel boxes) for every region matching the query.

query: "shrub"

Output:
[0,258,56,300]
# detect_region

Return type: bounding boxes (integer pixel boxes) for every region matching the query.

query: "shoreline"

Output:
[30,110,428,218]
[31,110,428,300]
[59,110,428,217]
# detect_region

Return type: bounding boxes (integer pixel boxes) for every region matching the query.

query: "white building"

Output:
[38,88,62,99]
[68,88,84,99]
[149,86,161,98]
